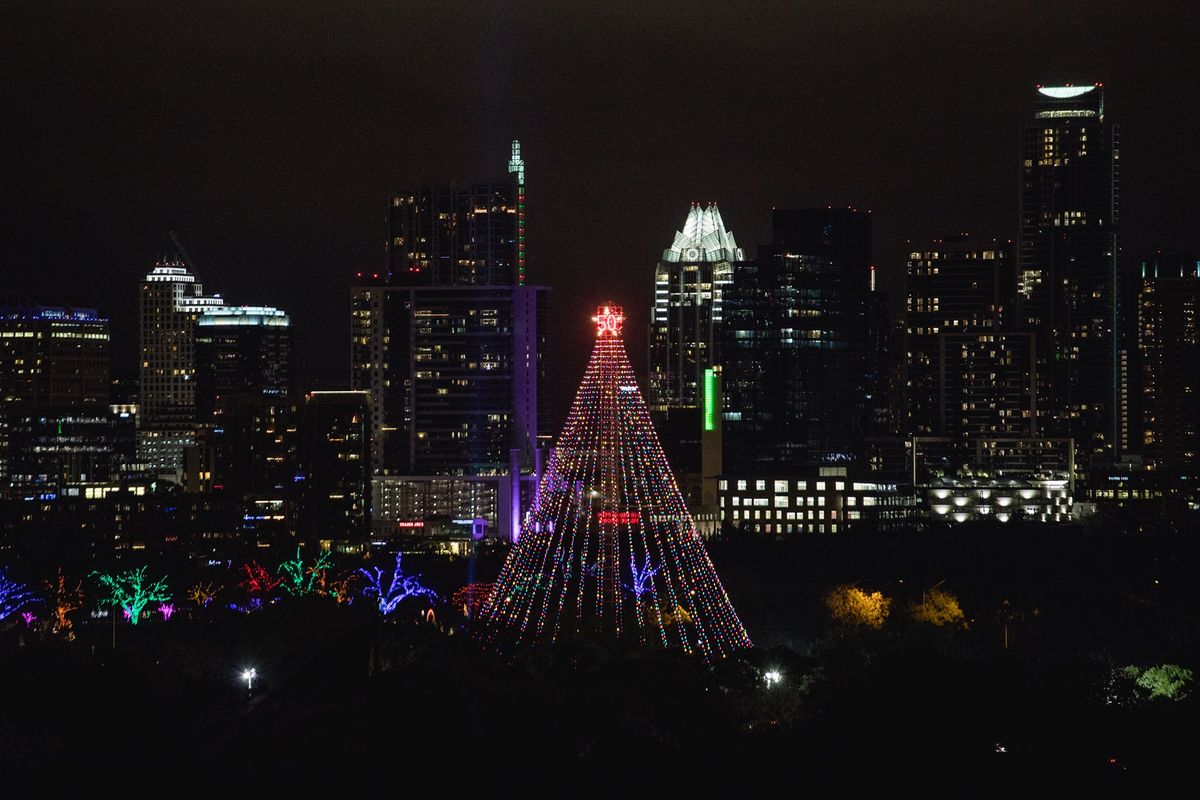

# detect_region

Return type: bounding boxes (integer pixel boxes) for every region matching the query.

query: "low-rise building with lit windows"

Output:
[913,436,1075,524]
[718,466,918,534]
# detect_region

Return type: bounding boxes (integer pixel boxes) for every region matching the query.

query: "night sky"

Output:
[3,1,1197,423]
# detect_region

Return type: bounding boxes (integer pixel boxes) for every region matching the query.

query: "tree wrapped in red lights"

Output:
[479,304,751,659]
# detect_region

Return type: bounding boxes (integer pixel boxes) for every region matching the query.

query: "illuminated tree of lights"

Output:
[239,562,282,597]
[358,553,438,616]
[325,572,357,605]
[627,554,657,599]
[280,548,334,597]
[21,611,36,627]
[158,603,176,621]
[46,568,84,637]
[187,581,222,608]
[92,566,170,626]
[451,583,495,616]
[0,568,36,622]
[479,305,751,660]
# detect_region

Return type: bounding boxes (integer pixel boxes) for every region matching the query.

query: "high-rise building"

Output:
[1138,254,1200,471]
[137,259,223,476]
[649,203,742,409]
[904,236,1033,437]
[648,203,743,505]
[385,182,520,287]
[0,300,113,497]
[0,300,109,407]
[351,142,548,497]
[299,390,371,543]
[351,284,547,477]
[194,305,292,419]
[723,208,878,473]
[1017,84,1121,467]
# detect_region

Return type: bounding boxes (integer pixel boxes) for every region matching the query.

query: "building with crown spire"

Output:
[648,203,744,509]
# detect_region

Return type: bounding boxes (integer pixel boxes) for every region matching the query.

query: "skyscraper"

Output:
[138,258,223,476]
[0,300,109,407]
[0,300,113,497]
[648,203,743,504]
[649,203,742,409]
[299,390,371,542]
[1138,254,1200,471]
[350,142,548,539]
[904,235,1033,437]
[723,208,878,473]
[1017,84,1121,467]
[194,305,292,419]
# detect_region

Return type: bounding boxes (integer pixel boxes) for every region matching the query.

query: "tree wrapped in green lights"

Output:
[92,566,170,626]
[279,548,333,597]
[479,305,751,660]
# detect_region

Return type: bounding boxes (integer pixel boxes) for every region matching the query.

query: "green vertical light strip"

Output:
[703,368,716,431]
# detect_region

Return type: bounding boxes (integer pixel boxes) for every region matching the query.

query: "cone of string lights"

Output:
[479,304,751,660]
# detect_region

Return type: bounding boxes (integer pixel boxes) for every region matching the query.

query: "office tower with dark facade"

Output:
[1017,84,1121,468]
[138,259,224,477]
[648,203,742,506]
[723,208,881,473]
[350,143,547,540]
[1138,254,1200,471]
[194,306,292,417]
[0,300,115,497]
[299,390,371,542]
[191,305,297,544]
[905,236,1035,437]
[715,208,888,482]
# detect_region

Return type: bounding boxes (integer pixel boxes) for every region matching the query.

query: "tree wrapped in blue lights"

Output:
[359,552,438,616]
[479,305,751,659]
[1,568,36,622]
[92,566,170,626]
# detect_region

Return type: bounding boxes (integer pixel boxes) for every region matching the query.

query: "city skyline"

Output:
[4,2,1198,401]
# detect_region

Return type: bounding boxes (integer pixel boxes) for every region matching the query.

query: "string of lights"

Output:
[479,304,751,659]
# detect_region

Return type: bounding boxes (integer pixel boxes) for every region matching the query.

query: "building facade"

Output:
[719,466,917,535]
[648,202,743,505]
[299,391,371,543]
[911,436,1075,524]
[194,305,292,419]
[137,259,224,476]
[0,301,109,407]
[1017,84,1121,468]
[350,142,548,544]
[723,208,880,473]
[904,236,1031,437]
[0,300,114,498]
[1138,254,1200,471]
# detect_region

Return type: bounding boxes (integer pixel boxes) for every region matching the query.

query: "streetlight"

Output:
[242,668,257,692]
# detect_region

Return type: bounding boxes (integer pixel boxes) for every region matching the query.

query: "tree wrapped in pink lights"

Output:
[479,304,751,660]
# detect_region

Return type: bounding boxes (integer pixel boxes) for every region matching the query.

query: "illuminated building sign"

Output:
[703,368,716,431]
[597,511,640,525]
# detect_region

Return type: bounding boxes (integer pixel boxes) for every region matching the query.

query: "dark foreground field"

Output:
[3,528,1197,785]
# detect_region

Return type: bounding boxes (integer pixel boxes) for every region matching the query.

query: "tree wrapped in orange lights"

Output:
[187,581,222,608]
[46,568,83,638]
